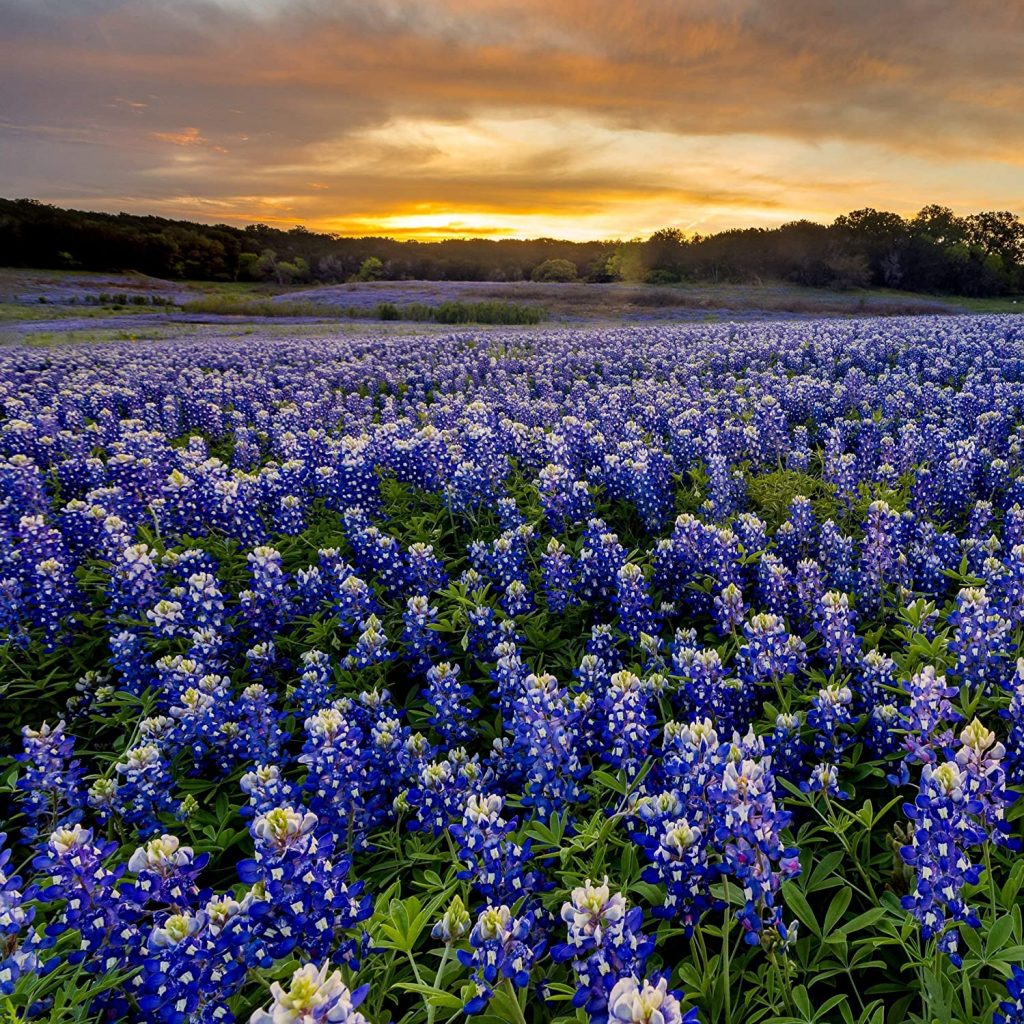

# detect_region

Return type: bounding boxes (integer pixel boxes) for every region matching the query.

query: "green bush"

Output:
[530,257,578,282]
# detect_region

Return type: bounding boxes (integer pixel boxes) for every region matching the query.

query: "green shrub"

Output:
[530,257,578,282]
[745,468,838,530]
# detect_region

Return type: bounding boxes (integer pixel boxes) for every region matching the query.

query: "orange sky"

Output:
[1,0,1022,241]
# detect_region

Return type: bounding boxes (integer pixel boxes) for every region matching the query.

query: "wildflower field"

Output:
[2,315,1024,1024]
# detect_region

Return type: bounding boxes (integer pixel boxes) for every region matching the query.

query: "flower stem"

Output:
[503,979,528,1024]
[722,877,733,1024]
[426,947,451,1024]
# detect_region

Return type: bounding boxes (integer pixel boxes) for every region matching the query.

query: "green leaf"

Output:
[839,907,885,935]
[808,851,846,892]
[987,914,1015,954]
[824,887,853,935]
[394,983,465,1010]
[783,882,821,937]
[590,770,627,795]
[792,985,812,1020]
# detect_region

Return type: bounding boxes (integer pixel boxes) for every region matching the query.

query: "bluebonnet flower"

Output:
[111,743,179,835]
[242,545,293,641]
[815,591,861,670]
[239,805,371,962]
[457,905,545,1015]
[897,665,961,772]
[135,914,243,1024]
[900,759,987,965]
[995,965,1024,1024]
[806,684,855,760]
[345,614,393,669]
[425,662,478,746]
[275,492,307,535]
[501,579,533,616]
[489,528,531,590]
[1004,659,1024,784]
[334,575,379,636]
[431,894,471,944]
[579,521,627,603]
[793,558,825,627]
[124,833,208,907]
[769,712,806,778]
[640,816,714,931]
[449,794,544,905]
[757,554,794,619]
[948,587,1009,692]
[298,707,383,848]
[14,514,80,648]
[738,613,804,689]
[537,463,592,530]
[607,976,698,1024]
[551,879,655,1023]
[241,764,297,820]
[249,962,371,1024]
[291,650,336,717]
[509,672,589,812]
[401,595,448,670]
[955,718,1019,850]
[406,753,481,836]
[714,755,802,945]
[866,703,902,758]
[712,583,745,637]
[107,542,162,619]
[858,500,905,611]
[540,537,578,614]
[33,825,135,973]
[0,833,44,996]
[801,762,848,800]
[818,520,857,594]
[16,720,85,839]
[614,563,658,643]
[601,671,655,778]
[407,541,448,593]
[467,604,502,660]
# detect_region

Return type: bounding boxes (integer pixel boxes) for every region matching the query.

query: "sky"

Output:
[1,0,1022,241]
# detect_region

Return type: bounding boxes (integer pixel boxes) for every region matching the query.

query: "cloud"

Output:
[0,0,1021,238]
[151,127,207,147]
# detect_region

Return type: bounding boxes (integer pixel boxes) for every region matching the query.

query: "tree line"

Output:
[1,197,1021,296]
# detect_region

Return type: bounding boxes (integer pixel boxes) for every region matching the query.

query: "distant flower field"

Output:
[1,316,1023,1024]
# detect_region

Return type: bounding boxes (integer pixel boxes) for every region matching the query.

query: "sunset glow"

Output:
[1,0,1022,239]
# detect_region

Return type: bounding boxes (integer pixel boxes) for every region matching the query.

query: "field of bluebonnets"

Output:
[2,314,1024,1024]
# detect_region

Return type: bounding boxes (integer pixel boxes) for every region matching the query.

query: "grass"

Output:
[181,295,546,324]
[376,300,545,325]
[181,296,336,317]
[946,294,1024,313]
[0,302,156,323]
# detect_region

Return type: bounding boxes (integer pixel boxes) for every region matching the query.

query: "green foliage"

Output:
[354,256,385,282]
[530,258,578,283]
[745,468,839,531]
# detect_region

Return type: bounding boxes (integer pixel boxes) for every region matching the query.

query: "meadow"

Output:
[0,313,1023,1024]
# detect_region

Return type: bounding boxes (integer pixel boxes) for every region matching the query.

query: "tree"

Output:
[603,243,645,282]
[910,205,965,247]
[965,211,1024,266]
[530,258,578,282]
[252,249,278,281]
[643,228,687,279]
[354,256,385,281]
